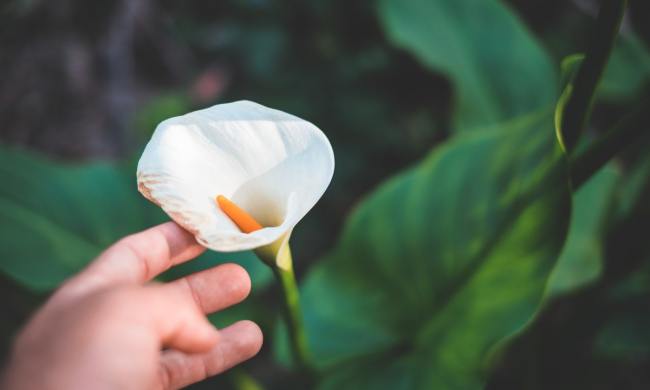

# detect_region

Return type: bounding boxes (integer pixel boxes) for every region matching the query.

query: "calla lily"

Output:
[137,100,331,367]
[136,100,335,265]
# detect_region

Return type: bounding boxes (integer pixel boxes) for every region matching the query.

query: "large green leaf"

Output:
[378,0,557,132]
[0,147,149,290]
[0,146,271,292]
[295,111,570,388]
[545,165,620,297]
[600,32,650,101]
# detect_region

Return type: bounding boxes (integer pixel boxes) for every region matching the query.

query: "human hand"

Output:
[1,222,263,390]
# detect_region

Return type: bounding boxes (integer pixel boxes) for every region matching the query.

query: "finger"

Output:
[142,284,220,353]
[159,321,263,390]
[163,263,251,315]
[64,222,205,295]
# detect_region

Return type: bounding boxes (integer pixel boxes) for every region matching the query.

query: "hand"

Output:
[1,222,263,390]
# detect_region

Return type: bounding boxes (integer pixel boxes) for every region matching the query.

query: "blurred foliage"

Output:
[486,146,650,389]
[379,0,557,132]
[133,93,192,143]
[0,147,155,290]
[546,165,619,297]
[600,32,650,100]
[1,0,650,389]
[284,110,571,388]
[557,31,650,106]
[0,146,272,292]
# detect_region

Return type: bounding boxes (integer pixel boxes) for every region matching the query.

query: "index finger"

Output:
[65,222,205,295]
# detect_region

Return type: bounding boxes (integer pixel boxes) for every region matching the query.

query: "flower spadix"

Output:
[137,100,334,261]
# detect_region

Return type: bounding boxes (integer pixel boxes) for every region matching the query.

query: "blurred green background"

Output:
[1,0,649,389]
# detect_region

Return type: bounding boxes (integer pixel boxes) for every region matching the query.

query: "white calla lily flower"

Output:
[136,100,335,261]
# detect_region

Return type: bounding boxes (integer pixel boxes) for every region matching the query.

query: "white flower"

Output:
[137,100,334,255]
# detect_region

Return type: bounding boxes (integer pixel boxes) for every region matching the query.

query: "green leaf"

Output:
[545,165,620,297]
[228,368,264,390]
[600,32,650,101]
[612,154,650,219]
[0,147,152,290]
[0,146,271,292]
[295,111,571,389]
[378,0,557,132]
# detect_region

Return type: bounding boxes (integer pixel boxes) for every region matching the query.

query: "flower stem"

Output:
[558,0,627,153]
[269,246,312,370]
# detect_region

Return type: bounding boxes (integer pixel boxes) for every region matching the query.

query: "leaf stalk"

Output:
[557,0,628,152]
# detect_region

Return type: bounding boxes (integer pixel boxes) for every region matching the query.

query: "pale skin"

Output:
[1,222,264,389]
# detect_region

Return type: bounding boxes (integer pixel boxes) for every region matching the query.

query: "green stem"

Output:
[571,97,650,189]
[269,248,312,370]
[559,0,627,152]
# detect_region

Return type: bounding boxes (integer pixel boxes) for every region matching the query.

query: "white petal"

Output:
[137,100,335,252]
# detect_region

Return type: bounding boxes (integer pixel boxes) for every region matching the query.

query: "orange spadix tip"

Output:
[216,195,263,233]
